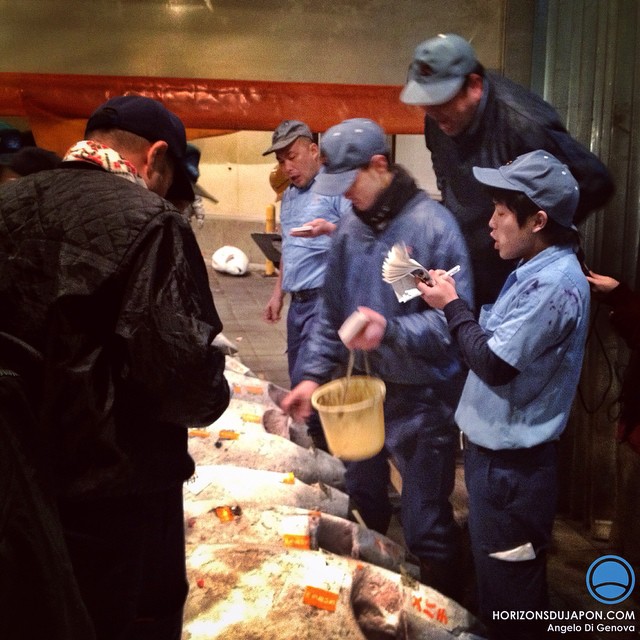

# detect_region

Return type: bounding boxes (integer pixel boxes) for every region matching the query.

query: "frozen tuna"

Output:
[184,464,349,518]
[183,544,487,639]
[188,427,346,490]
[184,503,410,575]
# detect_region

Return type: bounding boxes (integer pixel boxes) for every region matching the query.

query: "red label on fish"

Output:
[303,585,338,611]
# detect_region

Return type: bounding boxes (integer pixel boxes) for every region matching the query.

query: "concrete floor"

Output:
[207,263,640,640]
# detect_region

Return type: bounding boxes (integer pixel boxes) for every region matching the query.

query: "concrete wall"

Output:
[0,0,505,83]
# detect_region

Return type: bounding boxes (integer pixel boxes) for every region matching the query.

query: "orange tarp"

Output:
[0,72,424,155]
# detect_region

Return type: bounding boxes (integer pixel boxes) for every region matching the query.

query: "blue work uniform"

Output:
[456,245,590,630]
[279,171,350,386]
[298,178,473,565]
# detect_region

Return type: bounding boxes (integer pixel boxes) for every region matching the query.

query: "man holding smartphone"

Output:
[262,120,351,449]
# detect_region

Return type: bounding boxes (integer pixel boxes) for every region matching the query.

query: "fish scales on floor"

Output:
[182,351,487,639]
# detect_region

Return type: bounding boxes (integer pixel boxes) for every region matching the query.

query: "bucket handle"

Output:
[340,350,371,407]
[341,350,355,407]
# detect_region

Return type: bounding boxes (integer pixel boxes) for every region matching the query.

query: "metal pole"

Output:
[265,203,276,276]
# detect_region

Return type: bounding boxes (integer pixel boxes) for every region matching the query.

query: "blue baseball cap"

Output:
[400,33,477,106]
[472,150,580,228]
[312,118,388,196]
[85,95,194,202]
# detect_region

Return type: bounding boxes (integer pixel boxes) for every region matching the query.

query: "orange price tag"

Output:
[241,413,262,423]
[232,384,263,396]
[283,534,311,550]
[189,429,211,438]
[246,385,264,395]
[218,430,239,440]
[189,429,210,438]
[214,506,235,522]
[303,585,339,612]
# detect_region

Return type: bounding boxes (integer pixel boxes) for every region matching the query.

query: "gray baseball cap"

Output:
[262,120,313,155]
[472,150,580,228]
[312,118,388,196]
[400,33,477,106]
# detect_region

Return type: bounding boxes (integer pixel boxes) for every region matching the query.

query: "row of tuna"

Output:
[181,351,486,639]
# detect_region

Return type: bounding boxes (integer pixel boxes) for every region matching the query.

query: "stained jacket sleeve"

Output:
[443,298,519,385]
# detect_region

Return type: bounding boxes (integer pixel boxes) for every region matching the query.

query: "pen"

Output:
[444,265,461,277]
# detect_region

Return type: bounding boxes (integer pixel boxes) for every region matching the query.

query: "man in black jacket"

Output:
[401,33,614,309]
[0,96,230,640]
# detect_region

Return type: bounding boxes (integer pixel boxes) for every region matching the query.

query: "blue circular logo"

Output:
[586,555,635,604]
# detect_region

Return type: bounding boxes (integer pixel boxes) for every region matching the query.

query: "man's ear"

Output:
[370,154,389,172]
[146,140,170,176]
[532,210,548,232]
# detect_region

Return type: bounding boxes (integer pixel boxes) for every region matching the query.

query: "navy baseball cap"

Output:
[85,95,194,202]
[263,120,313,155]
[400,33,477,106]
[472,150,580,228]
[312,118,388,196]
[184,143,201,183]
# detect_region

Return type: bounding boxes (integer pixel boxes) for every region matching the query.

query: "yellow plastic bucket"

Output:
[311,376,386,461]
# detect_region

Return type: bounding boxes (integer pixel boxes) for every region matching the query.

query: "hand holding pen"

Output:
[415,265,461,310]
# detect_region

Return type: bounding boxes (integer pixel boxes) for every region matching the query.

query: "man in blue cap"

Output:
[282,117,473,601]
[0,95,230,639]
[401,33,613,310]
[419,150,591,639]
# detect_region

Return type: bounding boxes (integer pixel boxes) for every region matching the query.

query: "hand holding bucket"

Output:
[311,318,386,461]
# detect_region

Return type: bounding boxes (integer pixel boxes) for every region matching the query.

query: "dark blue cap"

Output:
[85,95,194,202]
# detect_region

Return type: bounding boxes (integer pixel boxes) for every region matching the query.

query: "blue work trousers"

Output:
[287,293,321,387]
[464,440,558,639]
[287,293,323,439]
[344,381,460,563]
